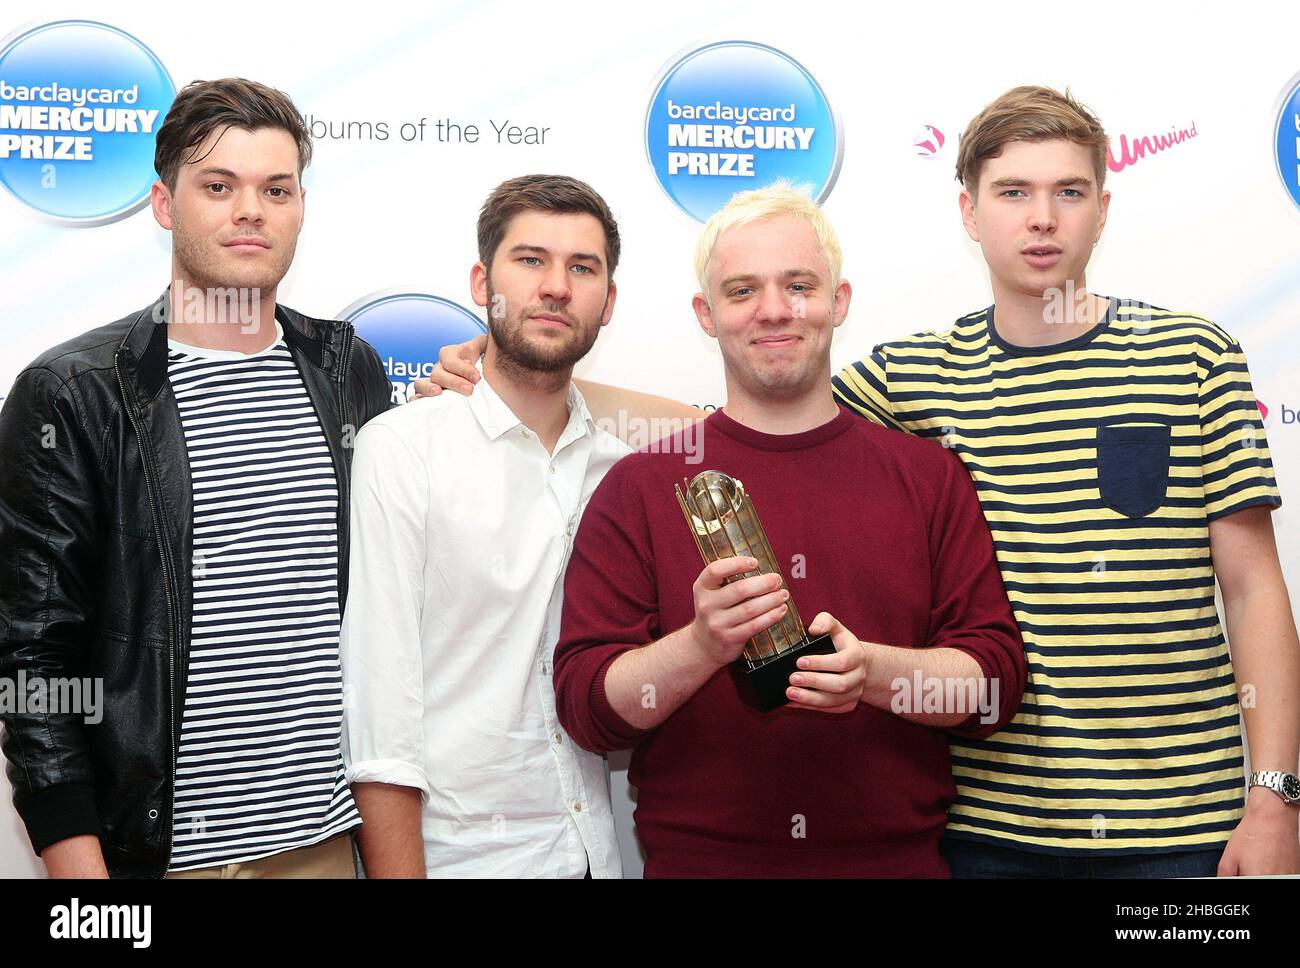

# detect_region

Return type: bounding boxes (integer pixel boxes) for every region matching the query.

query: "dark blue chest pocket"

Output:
[1097,421,1171,518]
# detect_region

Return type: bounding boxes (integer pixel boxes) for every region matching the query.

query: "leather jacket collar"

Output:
[115,289,351,405]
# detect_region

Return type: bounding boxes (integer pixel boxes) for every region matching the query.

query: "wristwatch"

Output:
[1248,770,1300,805]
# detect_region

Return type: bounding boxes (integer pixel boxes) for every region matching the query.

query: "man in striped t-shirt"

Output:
[832,87,1300,877]
[147,83,388,877]
[0,79,390,878]
[163,326,363,874]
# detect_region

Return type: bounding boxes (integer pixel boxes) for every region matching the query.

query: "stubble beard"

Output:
[170,209,296,310]
[486,281,604,392]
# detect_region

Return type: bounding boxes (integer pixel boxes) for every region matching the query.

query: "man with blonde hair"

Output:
[549,183,1026,877]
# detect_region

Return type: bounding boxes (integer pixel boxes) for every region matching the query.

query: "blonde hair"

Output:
[694,180,842,296]
[955,85,1109,193]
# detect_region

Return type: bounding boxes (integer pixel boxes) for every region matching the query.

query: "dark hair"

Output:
[477,174,620,277]
[154,77,312,190]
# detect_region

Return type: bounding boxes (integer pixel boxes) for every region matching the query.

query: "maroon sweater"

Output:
[554,408,1025,877]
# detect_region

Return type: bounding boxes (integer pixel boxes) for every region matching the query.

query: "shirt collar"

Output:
[468,359,596,447]
[166,319,286,360]
[559,379,597,449]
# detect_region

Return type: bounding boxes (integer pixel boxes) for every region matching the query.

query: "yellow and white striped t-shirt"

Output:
[832,298,1281,855]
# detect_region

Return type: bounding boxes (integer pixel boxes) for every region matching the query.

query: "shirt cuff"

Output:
[589,648,657,750]
[345,759,432,802]
[17,782,102,856]
[940,646,1012,739]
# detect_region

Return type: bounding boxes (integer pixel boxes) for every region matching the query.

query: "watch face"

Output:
[1283,775,1300,802]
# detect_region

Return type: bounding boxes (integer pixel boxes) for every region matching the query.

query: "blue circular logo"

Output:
[645,40,842,223]
[1275,71,1300,213]
[0,20,175,225]
[341,291,488,405]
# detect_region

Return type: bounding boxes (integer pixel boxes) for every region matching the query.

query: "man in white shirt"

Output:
[340,174,633,877]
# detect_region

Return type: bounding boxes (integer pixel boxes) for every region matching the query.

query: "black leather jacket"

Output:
[0,293,392,877]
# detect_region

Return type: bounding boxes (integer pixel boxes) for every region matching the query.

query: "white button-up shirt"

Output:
[340,368,629,878]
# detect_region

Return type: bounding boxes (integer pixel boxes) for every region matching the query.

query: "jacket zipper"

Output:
[114,354,179,878]
[335,327,356,607]
[338,325,356,442]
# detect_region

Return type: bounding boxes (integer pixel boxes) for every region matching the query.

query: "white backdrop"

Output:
[1,0,1298,876]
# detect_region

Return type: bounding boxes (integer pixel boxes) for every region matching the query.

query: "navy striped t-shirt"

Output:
[833,298,1281,855]
[166,324,360,871]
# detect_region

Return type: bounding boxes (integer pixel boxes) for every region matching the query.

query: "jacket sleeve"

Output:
[921,444,1028,739]
[0,367,104,854]
[350,336,395,427]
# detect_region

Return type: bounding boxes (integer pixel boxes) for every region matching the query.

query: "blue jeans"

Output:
[941,835,1224,879]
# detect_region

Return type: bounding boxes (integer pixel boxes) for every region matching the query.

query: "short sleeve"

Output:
[1199,342,1281,521]
[832,344,900,430]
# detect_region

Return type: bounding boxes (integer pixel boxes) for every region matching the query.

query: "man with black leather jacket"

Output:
[0,78,390,878]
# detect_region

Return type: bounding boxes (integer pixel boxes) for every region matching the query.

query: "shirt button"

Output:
[541,662,550,675]
[553,733,563,745]
[521,429,531,438]
[572,801,583,814]
[549,464,556,474]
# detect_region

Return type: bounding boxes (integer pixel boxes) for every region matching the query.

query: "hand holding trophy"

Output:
[676,470,838,711]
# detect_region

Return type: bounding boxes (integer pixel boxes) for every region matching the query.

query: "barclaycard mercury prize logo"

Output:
[340,291,488,405]
[644,40,842,222]
[1276,70,1300,213]
[0,20,174,225]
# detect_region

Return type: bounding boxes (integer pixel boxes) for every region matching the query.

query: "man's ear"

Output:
[599,280,617,327]
[693,292,716,338]
[151,179,174,231]
[959,187,979,243]
[1095,187,1111,245]
[831,279,852,329]
[470,262,490,309]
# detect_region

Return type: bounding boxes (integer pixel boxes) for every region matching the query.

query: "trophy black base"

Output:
[738,633,838,712]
